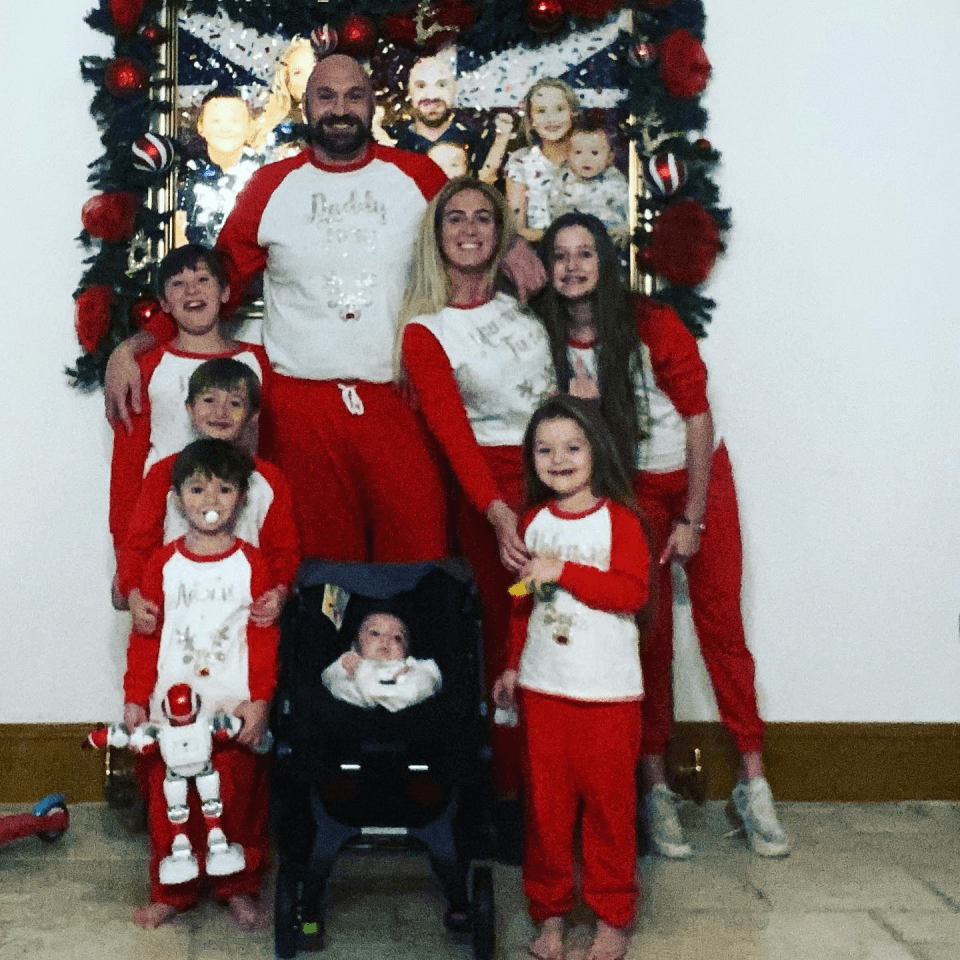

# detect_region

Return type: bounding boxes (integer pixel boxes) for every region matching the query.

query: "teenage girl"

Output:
[493,394,649,960]
[534,211,790,859]
[504,78,580,241]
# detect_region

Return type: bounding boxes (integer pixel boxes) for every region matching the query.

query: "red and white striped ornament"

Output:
[644,152,686,197]
[131,133,174,174]
[311,24,338,57]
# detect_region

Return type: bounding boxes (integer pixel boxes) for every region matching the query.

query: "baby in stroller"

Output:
[322,611,441,712]
[272,561,495,960]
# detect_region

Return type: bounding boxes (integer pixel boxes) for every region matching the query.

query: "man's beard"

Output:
[307,114,371,156]
[412,103,453,130]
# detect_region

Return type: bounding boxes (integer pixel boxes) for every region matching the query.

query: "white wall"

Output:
[2,1,958,724]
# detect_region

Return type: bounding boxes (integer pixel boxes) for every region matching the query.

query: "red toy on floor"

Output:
[0,793,69,848]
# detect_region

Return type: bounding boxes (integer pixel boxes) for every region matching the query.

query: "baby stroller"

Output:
[271,559,496,960]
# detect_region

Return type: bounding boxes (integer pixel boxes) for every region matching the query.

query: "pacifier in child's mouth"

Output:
[204,510,219,523]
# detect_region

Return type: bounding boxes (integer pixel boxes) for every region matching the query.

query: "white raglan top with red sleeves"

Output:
[509,499,649,702]
[124,540,279,721]
[109,343,270,553]
[566,299,713,474]
[406,293,556,447]
[216,145,447,382]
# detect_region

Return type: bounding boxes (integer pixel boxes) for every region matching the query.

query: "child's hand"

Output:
[129,589,159,634]
[123,703,147,733]
[492,669,519,711]
[659,522,703,566]
[521,555,565,590]
[250,585,287,627]
[233,699,270,749]
[486,500,531,574]
[341,651,362,677]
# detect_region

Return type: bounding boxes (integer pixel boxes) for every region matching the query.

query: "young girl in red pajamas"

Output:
[493,395,650,960]
[534,212,790,860]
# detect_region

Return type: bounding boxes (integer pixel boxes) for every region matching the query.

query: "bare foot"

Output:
[133,902,178,928]
[587,920,630,960]
[530,915,565,960]
[227,893,270,931]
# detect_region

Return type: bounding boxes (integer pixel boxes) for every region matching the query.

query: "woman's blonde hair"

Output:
[251,36,314,150]
[521,77,580,146]
[396,178,514,366]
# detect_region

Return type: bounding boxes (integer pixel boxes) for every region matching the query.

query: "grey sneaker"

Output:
[728,777,791,857]
[644,783,693,858]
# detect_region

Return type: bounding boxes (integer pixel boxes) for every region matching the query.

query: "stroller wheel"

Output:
[471,864,495,960]
[32,793,69,843]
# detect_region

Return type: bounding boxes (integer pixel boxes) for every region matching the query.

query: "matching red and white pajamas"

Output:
[506,498,649,928]
[567,297,764,757]
[401,293,556,792]
[115,453,300,601]
[124,538,279,910]
[213,144,452,561]
[108,342,270,557]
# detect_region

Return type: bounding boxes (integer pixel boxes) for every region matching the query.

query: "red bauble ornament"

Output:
[104,58,149,99]
[649,200,721,286]
[108,0,146,36]
[528,0,564,33]
[563,0,617,20]
[81,192,141,243]
[311,24,338,57]
[139,22,170,46]
[658,29,711,100]
[644,152,686,197]
[130,297,163,330]
[338,14,377,57]
[74,285,114,354]
[694,138,712,152]
[131,133,174,174]
[628,41,658,67]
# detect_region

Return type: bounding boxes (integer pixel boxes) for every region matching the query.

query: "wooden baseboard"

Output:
[667,722,960,801]
[1,722,958,804]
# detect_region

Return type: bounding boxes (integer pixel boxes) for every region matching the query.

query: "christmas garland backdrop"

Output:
[70,0,729,388]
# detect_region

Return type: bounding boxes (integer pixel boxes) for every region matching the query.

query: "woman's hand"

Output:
[492,669,519,712]
[501,236,546,302]
[659,521,703,566]
[568,355,599,400]
[486,500,531,574]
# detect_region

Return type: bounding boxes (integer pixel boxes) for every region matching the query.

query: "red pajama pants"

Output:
[520,689,642,928]
[633,444,765,756]
[452,446,525,796]
[139,742,271,910]
[262,375,449,561]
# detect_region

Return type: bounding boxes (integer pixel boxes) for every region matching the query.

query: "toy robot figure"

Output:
[85,683,246,885]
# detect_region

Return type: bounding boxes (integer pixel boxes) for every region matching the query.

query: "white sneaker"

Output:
[644,783,693,858]
[728,778,791,857]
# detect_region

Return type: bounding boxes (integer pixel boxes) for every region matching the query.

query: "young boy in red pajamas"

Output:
[123,438,278,930]
[116,357,299,635]
[109,245,270,606]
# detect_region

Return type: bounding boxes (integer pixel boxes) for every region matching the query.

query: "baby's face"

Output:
[356,614,408,662]
[568,131,612,179]
[285,45,316,103]
[429,143,469,179]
